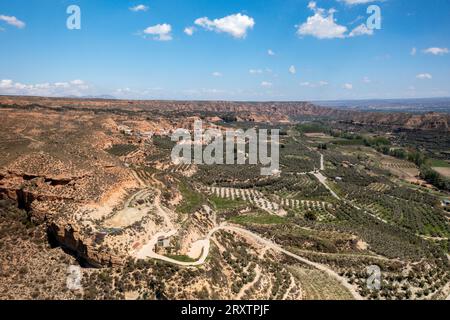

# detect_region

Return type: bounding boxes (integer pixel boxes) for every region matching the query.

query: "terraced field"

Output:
[288,266,355,300]
[205,186,282,215]
[368,183,392,192]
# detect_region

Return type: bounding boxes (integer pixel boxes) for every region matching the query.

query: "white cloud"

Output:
[410,47,417,56]
[268,49,275,56]
[348,23,374,37]
[143,24,172,41]
[0,15,25,28]
[300,80,329,88]
[416,73,432,80]
[212,72,222,77]
[308,1,318,9]
[0,79,13,88]
[130,5,149,12]
[54,82,69,88]
[261,81,273,88]
[423,47,449,56]
[343,83,353,90]
[194,13,255,39]
[0,79,90,97]
[297,2,347,39]
[184,27,195,36]
[289,65,296,74]
[249,69,263,74]
[297,2,374,39]
[70,79,84,86]
[363,76,371,83]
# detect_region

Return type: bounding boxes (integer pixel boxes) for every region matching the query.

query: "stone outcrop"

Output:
[0,171,124,267]
[47,221,123,267]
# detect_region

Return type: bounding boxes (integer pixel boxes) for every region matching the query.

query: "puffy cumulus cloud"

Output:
[416,73,432,80]
[261,81,273,88]
[348,23,374,37]
[343,83,353,90]
[0,79,90,97]
[411,47,417,56]
[297,2,375,39]
[184,27,195,36]
[129,4,149,12]
[268,49,275,56]
[289,65,297,74]
[297,2,347,39]
[143,23,172,41]
[423,47,449,56]
[0,15,25,28]
[212,72,222,77]
[194,13,255,39]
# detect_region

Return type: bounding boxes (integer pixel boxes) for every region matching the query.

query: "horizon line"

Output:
[1,94,450,104]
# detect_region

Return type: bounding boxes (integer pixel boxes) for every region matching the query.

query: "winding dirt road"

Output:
[134,222,363,300]
[132,147,363,299]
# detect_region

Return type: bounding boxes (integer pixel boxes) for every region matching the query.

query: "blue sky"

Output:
[0,0,449,101]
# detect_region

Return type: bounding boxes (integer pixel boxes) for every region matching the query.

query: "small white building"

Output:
[118,125,133,136]
[157,236,170,248]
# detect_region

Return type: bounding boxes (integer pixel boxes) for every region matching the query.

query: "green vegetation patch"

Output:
[420,165,450,192]
[296,122,329,134]
[428,159,450,168]
[176,182,204,214]
[209,195,246,212]
[229,214,286,225]
[166,254,197,263]
[153,136,176,150]
[332,139,366,146]
[107,144,138,156]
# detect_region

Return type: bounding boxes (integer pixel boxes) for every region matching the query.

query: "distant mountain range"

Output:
[314,97,450,114]
[1,95,449,131]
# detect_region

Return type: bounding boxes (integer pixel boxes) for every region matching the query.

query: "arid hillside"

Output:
[1,95,449,131]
